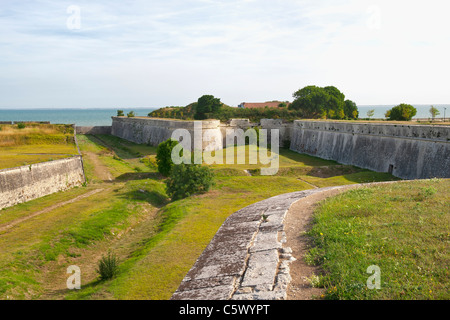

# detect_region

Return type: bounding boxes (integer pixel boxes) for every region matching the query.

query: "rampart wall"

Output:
[75,126,112,135]
[110,117,449,180]
[290,121,450,180]
[111,117,223,151]
[0,156,86,210]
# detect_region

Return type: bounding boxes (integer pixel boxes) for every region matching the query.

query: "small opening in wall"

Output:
[388,164,394,174]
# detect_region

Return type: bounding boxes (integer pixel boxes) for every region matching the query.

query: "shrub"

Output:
[385,104,417,121]
[96,252,119,281]
[166,163,214,200]
[156,139,180,176]
[117,110,124,117]
[127,111,135,118]
[17,123,26,129]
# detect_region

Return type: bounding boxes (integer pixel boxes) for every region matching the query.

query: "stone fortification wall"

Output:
[75,126,112,135]
[220,119,291,147]
[0,156,86,210]
[290,121,450,180]
[111,117,223,151]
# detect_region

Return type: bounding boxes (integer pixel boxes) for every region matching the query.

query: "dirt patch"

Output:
[84,151,113,181]
[284,185,359,300]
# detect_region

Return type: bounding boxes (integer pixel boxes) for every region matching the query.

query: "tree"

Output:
[367,109,375,119]
[156,139,180,176]
[429,106,440,120]
[165,163,214,200]
[289,85,348,119]
[289,85,329,118]
[324,86,345,119]
[385,104,417,121]
[195,95,222,120]
[344,100,359,119]
[117,110,124,117]
[127,111,135,118]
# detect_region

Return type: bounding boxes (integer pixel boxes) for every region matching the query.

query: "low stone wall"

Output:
[290,121,450,180]
[75,126,112,135]
[0,156,85,210]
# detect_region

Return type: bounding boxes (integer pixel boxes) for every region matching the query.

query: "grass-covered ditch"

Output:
[0,132,405,299]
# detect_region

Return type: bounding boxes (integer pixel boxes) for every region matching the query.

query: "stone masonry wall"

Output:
[75,126,112,135]
[111,117,449,180]
[0,156,85,210]
[111,117,223,151]
[290,121,450,180]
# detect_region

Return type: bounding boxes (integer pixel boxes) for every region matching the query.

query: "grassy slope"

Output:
[306,179,449,300]
[0,133,398,300]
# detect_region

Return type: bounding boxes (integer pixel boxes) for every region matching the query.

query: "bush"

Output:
[166,163,214,200]
[127,111,135,118]
[96,252,119,281]
[156,139,180,176]
[385,104,417,121]
[17,123,26,129]
[117,110,124,117]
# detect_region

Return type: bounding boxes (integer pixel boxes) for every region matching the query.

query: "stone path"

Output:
[171,186,348,300]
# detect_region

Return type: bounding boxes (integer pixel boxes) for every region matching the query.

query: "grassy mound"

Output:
[306,179,449,300]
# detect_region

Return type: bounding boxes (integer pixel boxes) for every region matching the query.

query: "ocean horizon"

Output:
[0,104,448,126]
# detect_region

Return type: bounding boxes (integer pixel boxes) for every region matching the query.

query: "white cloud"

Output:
[0,0,449,108]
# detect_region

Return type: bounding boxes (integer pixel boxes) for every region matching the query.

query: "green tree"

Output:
[127,111,135,118]
[344,99,359,119]
[324,86,345,119]
[117,110,124,117]
[429,106,440,120]
[385,104,417,121]
[165,163,214,200]
[156,139,180,176]
[367,109,375,119]
[289,85,329,118]
[289,85,348,119]
[195,95,222,120]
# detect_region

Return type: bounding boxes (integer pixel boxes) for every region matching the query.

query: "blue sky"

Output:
[0,0,449,108]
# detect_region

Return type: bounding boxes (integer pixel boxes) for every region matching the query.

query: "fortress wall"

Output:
[0,156,86,210]
[75,126,112,135]
[111,117,223,151]
[290,121,450,180]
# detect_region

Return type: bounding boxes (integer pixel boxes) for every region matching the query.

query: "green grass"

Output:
[0,133,401,300]
[306,179,449,300]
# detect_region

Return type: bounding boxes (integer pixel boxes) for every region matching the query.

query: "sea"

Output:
[0,105,448,126]
[0,108,157,126]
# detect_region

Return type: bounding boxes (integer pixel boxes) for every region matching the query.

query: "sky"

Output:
[0,0,449,109]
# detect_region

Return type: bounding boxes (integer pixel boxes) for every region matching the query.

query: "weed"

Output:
[96,252,120,281]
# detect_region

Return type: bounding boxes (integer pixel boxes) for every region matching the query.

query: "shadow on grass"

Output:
[114,172,164,182]
[278,148,340,166]
[119,188,168,208]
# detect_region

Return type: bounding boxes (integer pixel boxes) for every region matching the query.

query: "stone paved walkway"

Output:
[171,186,349,300]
